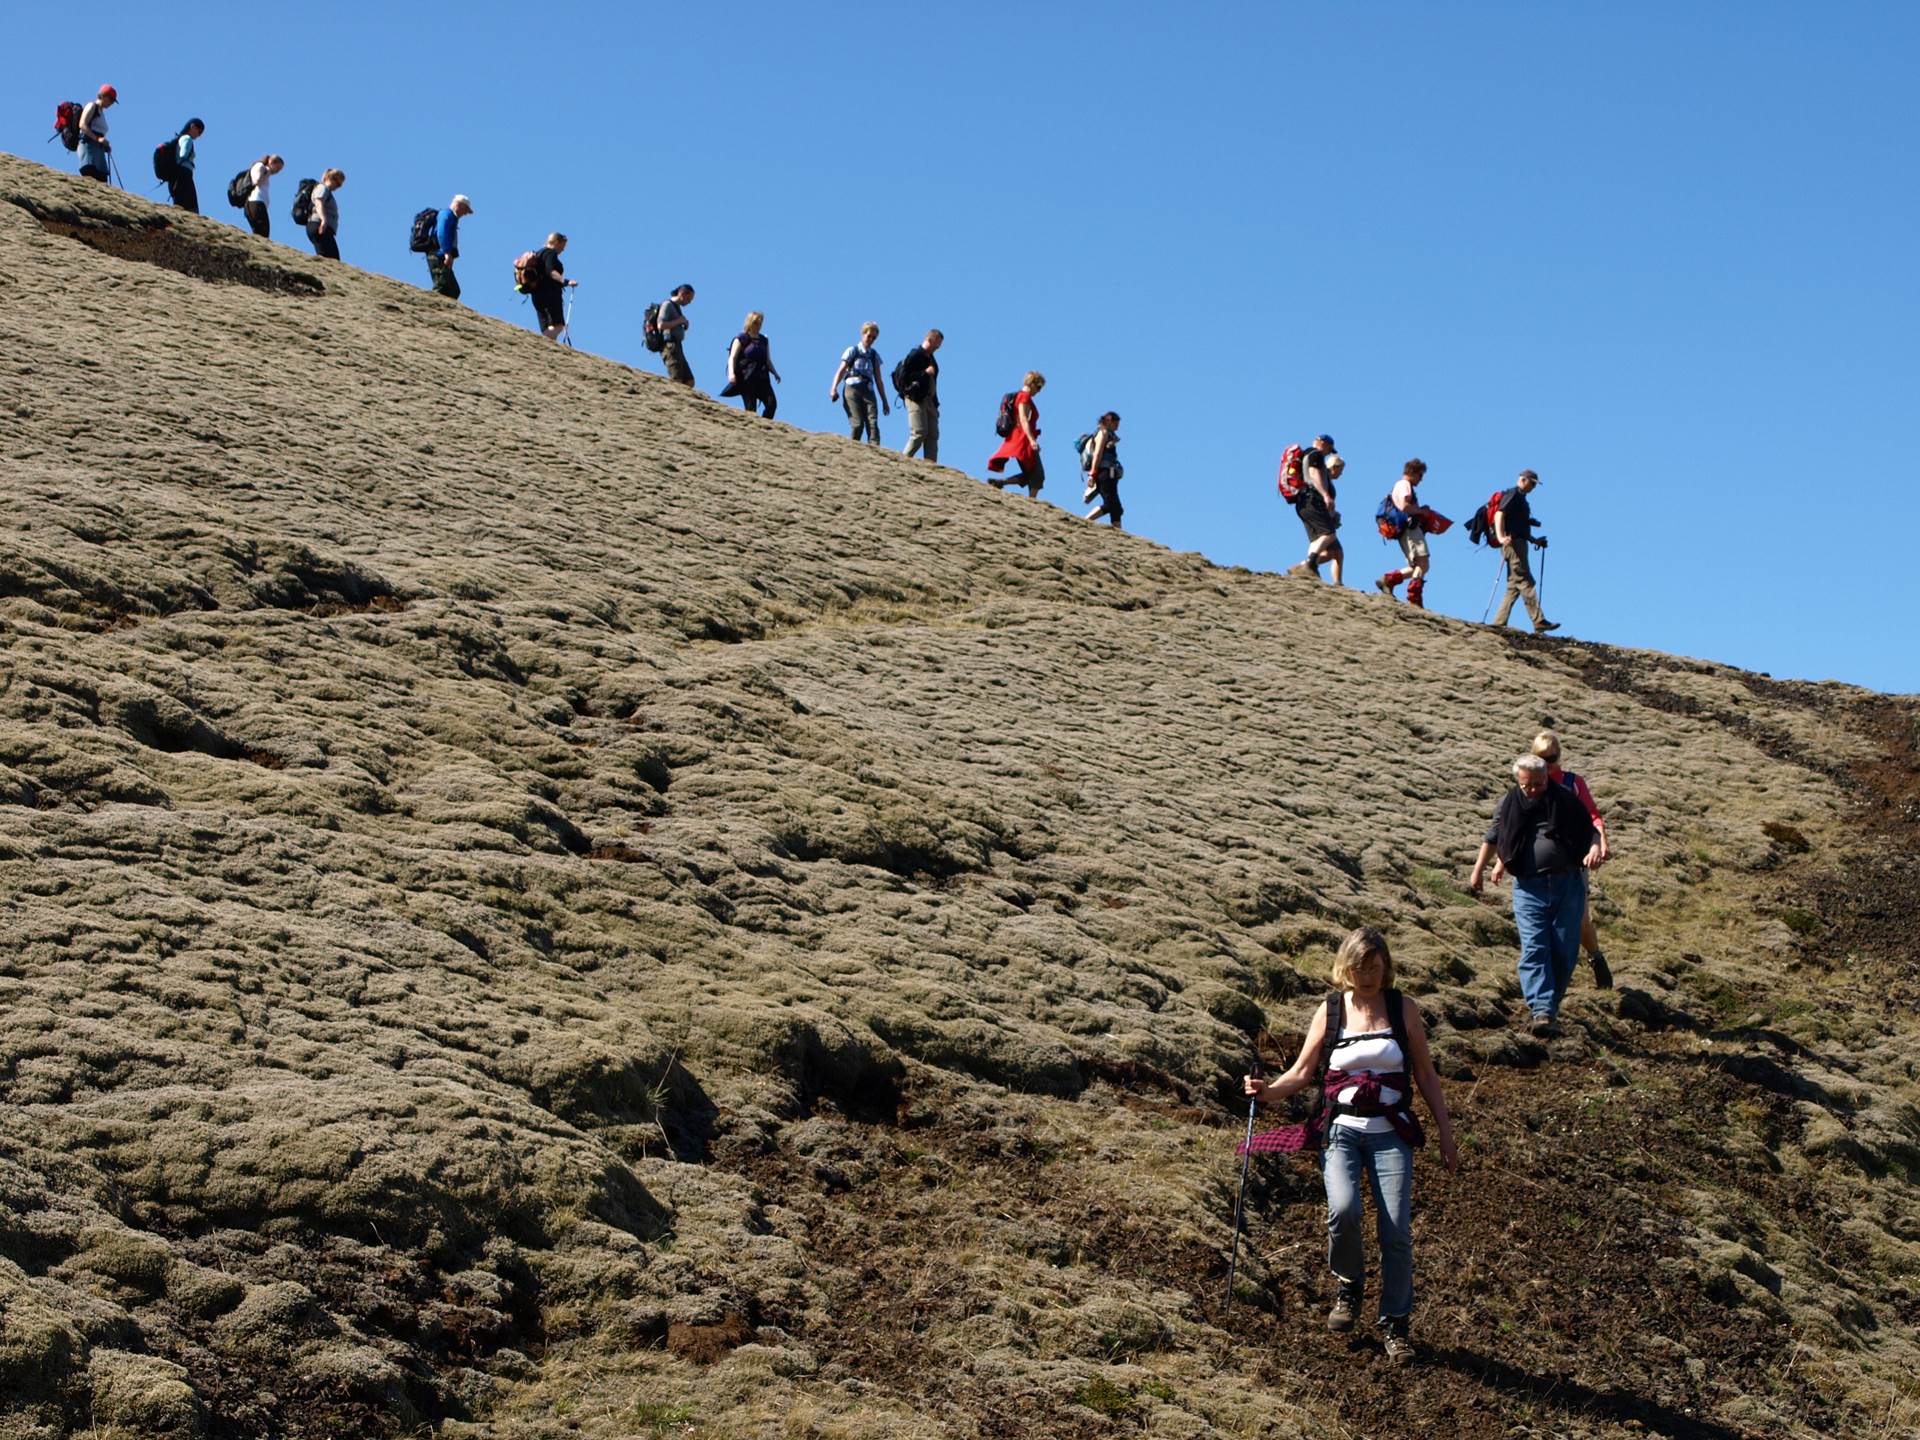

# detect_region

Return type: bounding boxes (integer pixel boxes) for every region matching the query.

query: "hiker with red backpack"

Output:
[986,372,1046,496]
[1467,753,1602,1036]
[1280,435,1343,584]
[1240,927,1457,1365]
[1374,459,1435,607]
[1488,470,1557,632]
[76,86,117,182]
[521,234,576,341]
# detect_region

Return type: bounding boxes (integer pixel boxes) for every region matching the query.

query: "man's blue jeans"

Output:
[1512,869,1587,1018]
[1323,1126,1414,1323]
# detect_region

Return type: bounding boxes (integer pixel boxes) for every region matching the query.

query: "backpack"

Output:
[226,168,254,211]
[642,303,666,353]
[513,251,542,294]
[890,355,914,401]
[1277,443,1308,501]
[994,391,1022,439]
[1463,489,1507,547]
[53,101,84,152]
[1304,989,1423,1151]
[291,179,318,227]
[153,136,182,183]
[408,207,440,254]
[842,346,879,386]
[1376,495,1409,540]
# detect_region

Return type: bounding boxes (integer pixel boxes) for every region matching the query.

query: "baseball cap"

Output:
[99,84,118,101]
[451,194,474,212]
[1315,434,1336,449]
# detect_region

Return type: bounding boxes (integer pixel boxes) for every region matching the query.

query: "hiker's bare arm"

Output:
[727,338,742,384]
[1468,839,1497,894]
[1245,1001,1328,1104]
[1403,1003,1458,1171]
[828,360,849,398]
[1020,399,1039,442]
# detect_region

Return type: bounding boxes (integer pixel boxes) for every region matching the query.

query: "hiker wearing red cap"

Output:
[1490,469,1557,632]
[77,86,117,182]
[1375,459,1432,607]
[1241,928,1457,1365]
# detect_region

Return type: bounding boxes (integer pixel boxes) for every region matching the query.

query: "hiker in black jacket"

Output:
[1489,469,1558,633]
[898,330,943,462]
[529,233,577,341]
[1468,754,1601,1035]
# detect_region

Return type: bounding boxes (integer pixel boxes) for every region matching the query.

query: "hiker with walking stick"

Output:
[1239,928,1456,1365]
[77,86,117,182]
[1489,469,1558,633]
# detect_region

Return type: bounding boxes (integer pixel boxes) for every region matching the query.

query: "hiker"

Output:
[425,195,473,300]
[1375,459,1432,607]
[166,119,204,212]
[77,86,116,181]
[987,372,1046,496]
[898,330,943,461]
[241,155,284,238]
[1490,731,1613,988]
[658,284,695,384]
[1241,927,1457,1364]
[721,312,781,417]
[1489,469,1559,633]
[1467,754,1602,1036]
[306,169,345,260]
[1286,434,1344,583]
[527,233,577,341]
[1081,412,1124,528]
[830,323,888,444]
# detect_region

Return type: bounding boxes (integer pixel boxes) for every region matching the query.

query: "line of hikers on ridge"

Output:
[1237,726,1613,1365]
[1280,435,1559,633]
[55,85,1576,577]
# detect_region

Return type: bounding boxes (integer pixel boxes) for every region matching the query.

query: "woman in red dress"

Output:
[987,371,1047,496]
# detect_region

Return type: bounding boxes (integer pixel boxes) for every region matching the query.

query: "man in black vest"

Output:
[1490,469,1559,633]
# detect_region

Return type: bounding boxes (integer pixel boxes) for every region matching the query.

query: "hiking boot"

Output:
[1382,1318,1416,1365]
[1590,949,1614,989]
[1406,579,1425,610]
[1529,1013,1561,1039]
[1534,620,1561,633]
[1375,574,1401,597]
[1286,561,1317,578]
[1327,1289,1359,1332]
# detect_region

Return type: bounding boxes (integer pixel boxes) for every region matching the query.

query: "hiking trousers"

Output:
[844,384,881,444]
[168,174,199,213]
[244,201,270,238]
[1512,869,1587,1018]
[1493,542,1546,627]
[905,396,939,461]
[662,339,693,385]
[736,378,777,418]
[1323,1127,1414,1323]
[427,252,461,300]
[308,226,340,261]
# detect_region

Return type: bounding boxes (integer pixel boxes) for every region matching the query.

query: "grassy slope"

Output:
[0,155,1915,1440]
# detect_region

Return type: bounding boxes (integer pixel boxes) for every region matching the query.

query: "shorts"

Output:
[532,289,565,330]
[1295,490,1337,542]
[1398,522,1430,563]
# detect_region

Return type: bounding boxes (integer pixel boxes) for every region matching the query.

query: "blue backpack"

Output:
[1376,495,1409,539]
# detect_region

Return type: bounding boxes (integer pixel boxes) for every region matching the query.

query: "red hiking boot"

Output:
[1375,570,1404,597]
[1407,577,1425,609]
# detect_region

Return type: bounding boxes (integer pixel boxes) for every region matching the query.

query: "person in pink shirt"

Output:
[1375,459,1433,608]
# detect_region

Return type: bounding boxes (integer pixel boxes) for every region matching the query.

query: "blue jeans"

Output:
[1512,869,1587,1018]
[1323,1127,1414,1323]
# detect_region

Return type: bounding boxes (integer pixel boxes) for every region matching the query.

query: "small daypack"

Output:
[1463,489,1507,547]
[512,251,541,294]
[890,356,912,400]
[1376,495,1409,540]
[152,136,181,183]
[226,168,253,210]
[1277,443,1308,501]
[54,101,84,151]
[408,207,440,253]
[642,303,666,353]
[994,390,1022,439]
[290,179,318,227]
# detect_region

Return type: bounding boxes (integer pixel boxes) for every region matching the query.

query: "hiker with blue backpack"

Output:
[830,324,889,444]
[76,86,117,182]
[1240,927,1457,1365]
[1080,413,1124,527]
[1374,459,1436,608]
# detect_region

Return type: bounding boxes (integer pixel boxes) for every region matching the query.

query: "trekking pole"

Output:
[562,289,575,349]
[1538,543,1549,609]
[1225,1062,1261,1307]
[110,153,125,189]
[1481,557,1507,624]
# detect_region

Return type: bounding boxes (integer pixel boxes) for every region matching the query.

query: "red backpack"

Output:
[1277,443,1308,500]
[1463,489,1507,547]
[512,251,541,294]
[53,101,84,151]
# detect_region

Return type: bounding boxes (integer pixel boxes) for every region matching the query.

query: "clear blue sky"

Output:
[9,2,1917,692]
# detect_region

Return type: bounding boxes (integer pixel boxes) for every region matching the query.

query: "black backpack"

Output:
[890,356,911,400]
[152,136,181,183]
[994,391,1021,439]
[290,179,318,226]
[642,303,666,353]
[226,168,253,210]
[408,207,440,254]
